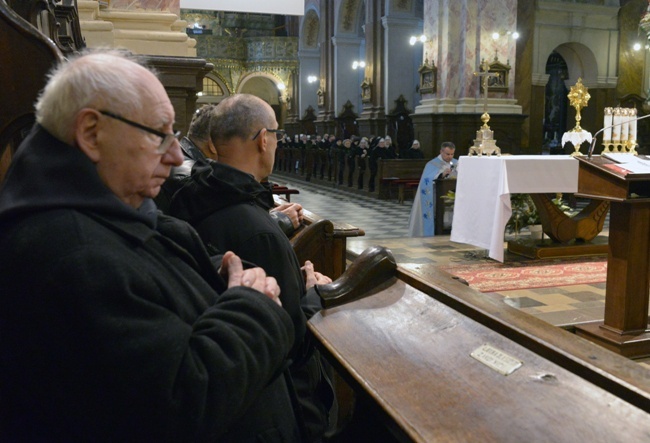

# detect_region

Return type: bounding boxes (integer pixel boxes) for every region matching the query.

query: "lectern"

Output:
[574,155,650,357]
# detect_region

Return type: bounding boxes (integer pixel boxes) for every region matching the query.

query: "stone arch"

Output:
[237,72,286,125]
[197,73,230,105]
[336,0,365,35]
[238,72,285,105]
[553,42,598,88]
[300,6,319,50]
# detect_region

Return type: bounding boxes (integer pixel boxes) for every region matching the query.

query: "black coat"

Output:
[0,126,297,442]
[170,163,331,441]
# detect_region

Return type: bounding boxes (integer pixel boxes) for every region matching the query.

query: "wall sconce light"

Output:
[277,82,286,91]
[409,34,427,45]
[352,60,366,70]
[492,30,519,40]
[307,75,318,83]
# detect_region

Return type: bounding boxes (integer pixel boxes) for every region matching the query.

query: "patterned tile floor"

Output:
[270,175,413,239]
[271,174,650,367]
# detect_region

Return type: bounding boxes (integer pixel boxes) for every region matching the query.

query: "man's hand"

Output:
[302,260,332,290]
[272,203,303,229]
[220,251,282,306]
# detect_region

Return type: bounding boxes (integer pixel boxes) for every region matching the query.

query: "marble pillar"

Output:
[357,0,386,136]
[298,48,320,120]
[333,36,365,116]
[78,0,195,56]
[413,0,522,156]
[382,15,423,114]
[315,0,336,134]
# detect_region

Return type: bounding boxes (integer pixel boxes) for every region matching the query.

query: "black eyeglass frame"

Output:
[99,110,181,154]
[251,128,286,141]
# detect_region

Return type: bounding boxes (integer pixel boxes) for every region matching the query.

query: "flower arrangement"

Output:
[506,193,578,236]
[506,193,540,235]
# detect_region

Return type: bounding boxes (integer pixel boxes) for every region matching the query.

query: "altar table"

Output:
[450,155,579,262]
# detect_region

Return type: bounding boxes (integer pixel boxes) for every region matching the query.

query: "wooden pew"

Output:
[309,259,650,441]
[275,195,365,280]
[0,0,66,181]
[271,184,300,202]
[377,159,428,201]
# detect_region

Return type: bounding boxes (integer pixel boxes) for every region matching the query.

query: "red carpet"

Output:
[439,258,607,293]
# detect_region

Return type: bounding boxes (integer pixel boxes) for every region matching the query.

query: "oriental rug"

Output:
[439,258,607,293]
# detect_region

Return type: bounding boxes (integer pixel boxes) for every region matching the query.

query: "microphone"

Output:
[588,112,650,158]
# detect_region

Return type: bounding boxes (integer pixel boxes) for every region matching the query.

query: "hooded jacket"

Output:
[170,162,331,441]
[0,125,298,442]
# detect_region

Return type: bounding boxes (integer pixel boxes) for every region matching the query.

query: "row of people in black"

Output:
[275,134,424,192]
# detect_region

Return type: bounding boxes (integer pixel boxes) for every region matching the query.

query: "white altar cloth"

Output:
[450,155,579,262]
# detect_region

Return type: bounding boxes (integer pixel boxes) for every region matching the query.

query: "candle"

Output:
[603,107,613,141]
[629,108,638,140]
[621,108,629,142]
[612,107,621,142]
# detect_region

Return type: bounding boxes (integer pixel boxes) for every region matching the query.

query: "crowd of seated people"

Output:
[274,133,425,191]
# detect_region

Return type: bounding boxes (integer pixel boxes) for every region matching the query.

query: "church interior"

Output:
[4,0,650,441]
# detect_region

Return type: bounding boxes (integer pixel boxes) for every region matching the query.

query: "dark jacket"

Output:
[170,162,331,441]
[0,126,297,442]
[155,136,210,213]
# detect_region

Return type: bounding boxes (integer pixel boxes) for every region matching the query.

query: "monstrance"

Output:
[561,78,592,156]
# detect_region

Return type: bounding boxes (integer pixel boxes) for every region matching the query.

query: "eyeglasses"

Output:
[99,110,181,154]
[251,128,286,141]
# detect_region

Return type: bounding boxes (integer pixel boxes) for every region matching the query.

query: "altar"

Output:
[450,155,579,262]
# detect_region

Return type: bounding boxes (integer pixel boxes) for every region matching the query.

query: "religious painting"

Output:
[479,57,511,93]
[361,78,372,103]
[418,60,437,94]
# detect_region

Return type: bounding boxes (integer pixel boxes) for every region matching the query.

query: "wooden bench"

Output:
[271,184,300,202]
[274,195,365,279]
[309,261,650,441]
[377,159,428,201]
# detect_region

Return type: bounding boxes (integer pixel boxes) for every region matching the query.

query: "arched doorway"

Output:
[239,74,286,127]
[544,51,569,154]
[542,42,598,155]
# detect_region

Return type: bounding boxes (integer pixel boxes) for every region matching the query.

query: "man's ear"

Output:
[74,109,101,163]
[255,128,268,153]
[207,138,217,155]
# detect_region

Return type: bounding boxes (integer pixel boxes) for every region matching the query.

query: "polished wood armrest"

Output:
[315,245,396,308]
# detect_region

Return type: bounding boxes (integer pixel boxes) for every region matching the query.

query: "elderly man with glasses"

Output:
[0,51,301,442]
[170,93,334,443]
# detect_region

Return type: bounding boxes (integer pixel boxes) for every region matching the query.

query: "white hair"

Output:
[35,49,156,143]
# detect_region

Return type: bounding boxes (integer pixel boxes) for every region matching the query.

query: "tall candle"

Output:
[621,108,629,142]
[612,107,621,142]
[603,107,613,141]
[630,108,638,140]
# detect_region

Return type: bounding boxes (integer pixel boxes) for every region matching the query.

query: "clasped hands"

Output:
[219,253,332,307]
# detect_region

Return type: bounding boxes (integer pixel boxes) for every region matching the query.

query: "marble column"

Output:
[382,15,423,114]
[357,0,386,136]
[316,0,336,134]
[412,0,523,156]
[298,48,320,120]
[333,36,365,116]
[78,0,195,56]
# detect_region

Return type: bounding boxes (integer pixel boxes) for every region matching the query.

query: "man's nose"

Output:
[163,138,183,166]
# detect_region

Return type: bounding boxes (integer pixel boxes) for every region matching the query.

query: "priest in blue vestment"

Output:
[408,142,458,237]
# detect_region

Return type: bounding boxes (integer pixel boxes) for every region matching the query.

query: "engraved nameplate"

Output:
[471,344,523,376]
